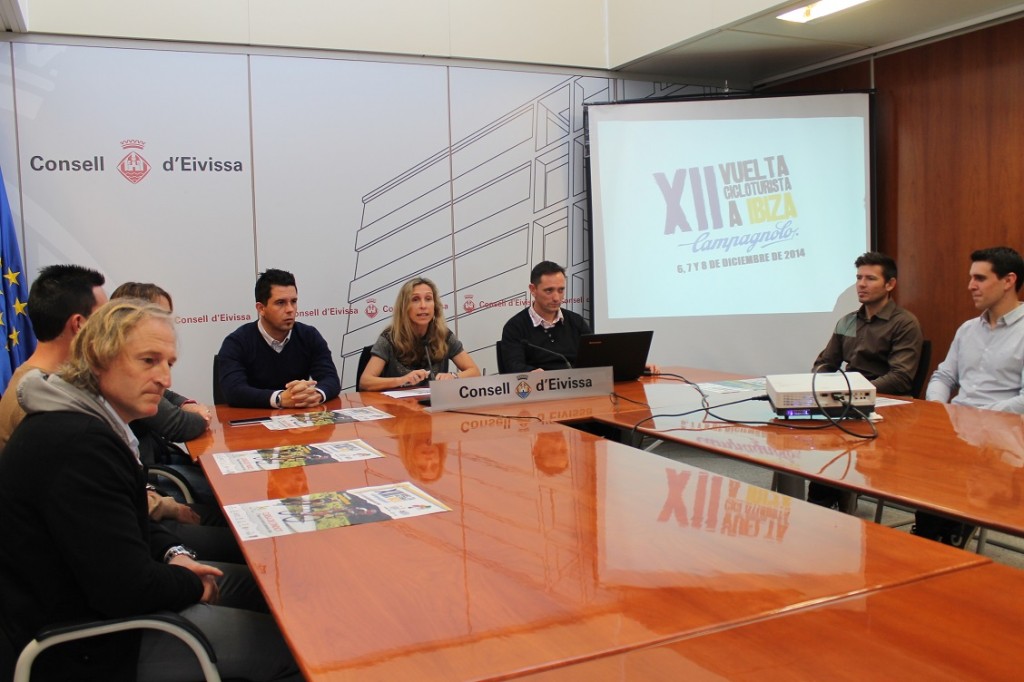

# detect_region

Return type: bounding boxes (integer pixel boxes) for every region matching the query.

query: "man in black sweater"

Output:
[500,261,592,373]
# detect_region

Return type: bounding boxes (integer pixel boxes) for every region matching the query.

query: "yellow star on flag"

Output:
[13,298,27,315]
[8,327,19,346]
[3,268,19,286]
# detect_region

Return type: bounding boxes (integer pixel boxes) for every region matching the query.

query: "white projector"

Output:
[765,372,876,418]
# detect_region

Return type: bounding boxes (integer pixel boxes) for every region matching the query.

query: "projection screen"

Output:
[586,92,874,375]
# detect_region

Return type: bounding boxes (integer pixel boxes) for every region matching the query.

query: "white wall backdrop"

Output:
[249,55,453,394]
[0,37,708,403]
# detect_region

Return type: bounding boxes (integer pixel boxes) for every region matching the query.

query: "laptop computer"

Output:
[574,330,654,381]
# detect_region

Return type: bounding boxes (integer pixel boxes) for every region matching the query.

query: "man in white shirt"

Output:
[920,246,1024,546]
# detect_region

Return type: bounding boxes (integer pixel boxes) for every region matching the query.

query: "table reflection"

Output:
[370,401,451,483]
[946,403,1024,508]
[533,430,570,475]
[598,444,862,586]
[266,466,310,500]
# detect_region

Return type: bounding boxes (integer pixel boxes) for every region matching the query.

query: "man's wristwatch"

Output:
[163,545,198,563]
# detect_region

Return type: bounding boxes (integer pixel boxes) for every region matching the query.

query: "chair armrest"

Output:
[149,465,197,504]
[16,611,220,682]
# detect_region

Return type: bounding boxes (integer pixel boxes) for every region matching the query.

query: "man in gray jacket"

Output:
[0,298,301,681]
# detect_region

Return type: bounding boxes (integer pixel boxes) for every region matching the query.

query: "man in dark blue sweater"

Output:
[218,269,340,408]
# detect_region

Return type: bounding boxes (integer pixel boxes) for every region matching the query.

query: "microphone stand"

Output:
[521,340,572,369]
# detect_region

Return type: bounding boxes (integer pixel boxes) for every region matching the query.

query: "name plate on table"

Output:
[429,367,614,412]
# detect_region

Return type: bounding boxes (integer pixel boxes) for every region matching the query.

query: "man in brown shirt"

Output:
[802,252,923,511]
[812,252,923,396]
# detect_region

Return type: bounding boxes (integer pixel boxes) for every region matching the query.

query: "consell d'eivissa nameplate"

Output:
[428,367,614,412]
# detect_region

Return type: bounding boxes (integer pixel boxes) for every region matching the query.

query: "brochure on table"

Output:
[225,482,450,540]
[263,406,393,430]
[212,439,385,475]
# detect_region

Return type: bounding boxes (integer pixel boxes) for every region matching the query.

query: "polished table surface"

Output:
[189,394,990,681]
[587,371,1024,535]
[186,368,742,458]
[518,561,1024,681]
[186,369,734,459]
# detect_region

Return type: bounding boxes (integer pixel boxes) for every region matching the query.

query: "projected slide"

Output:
[586,93,872,374]
[589,93,870,320]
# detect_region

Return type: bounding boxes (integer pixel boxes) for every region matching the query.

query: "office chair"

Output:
[909,339,933,399]
[212,355,226,405]
[495,340,507,374]
[352,344,450,385]
[13,612,221,682]
[871,339,988,552]
[149,464,200,504]
[873,341,931,524]
[355,346,373,390]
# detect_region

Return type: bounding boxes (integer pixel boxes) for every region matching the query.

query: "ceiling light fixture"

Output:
[777,0,871,24]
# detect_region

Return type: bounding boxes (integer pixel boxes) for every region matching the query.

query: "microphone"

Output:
[521,339,571,369]
[423,338,435,380]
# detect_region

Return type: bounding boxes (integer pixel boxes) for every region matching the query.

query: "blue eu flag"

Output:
[0,163,36,395]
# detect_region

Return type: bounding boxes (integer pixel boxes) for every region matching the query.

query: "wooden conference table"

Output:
[588,367,1024,536]
[518,561,1024,681]
[187,383,1001,681]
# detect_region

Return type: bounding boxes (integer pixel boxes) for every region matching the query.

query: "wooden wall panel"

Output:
[771,18,1024,380]
[875,20,1024,375]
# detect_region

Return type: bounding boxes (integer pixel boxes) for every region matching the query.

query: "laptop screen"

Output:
[574,331,654,381]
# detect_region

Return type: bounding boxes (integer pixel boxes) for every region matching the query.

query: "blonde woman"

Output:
[359,277,480,391]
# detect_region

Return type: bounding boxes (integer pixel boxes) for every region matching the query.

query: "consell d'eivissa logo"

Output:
[118,139,150,184]
[27,138,245,184]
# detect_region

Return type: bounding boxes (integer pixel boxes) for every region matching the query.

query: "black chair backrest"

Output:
[212,354,226,405]
[355,346,373,389]
[495,340,507,374]
[354,342,446,385]
[910,339,932,398]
